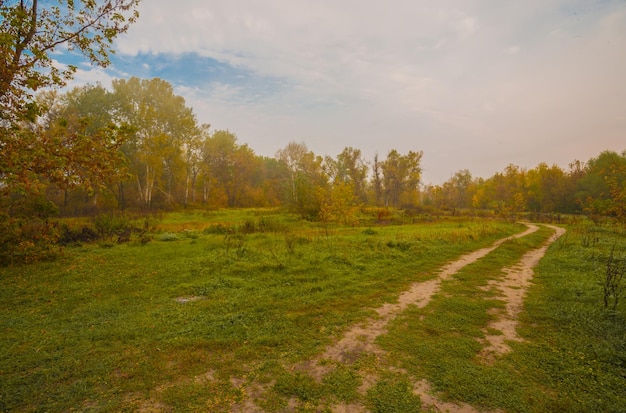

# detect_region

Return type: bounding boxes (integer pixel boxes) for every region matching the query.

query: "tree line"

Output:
[0,76,423,215]
[1,1,625,265]
[424,152,626,219]
[2,77,624,223]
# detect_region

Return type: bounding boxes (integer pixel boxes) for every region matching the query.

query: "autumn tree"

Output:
[370,153,383,205]
[200,130,263,207]
[111,77,199,208]
[276,142,325,217]
[380,149,423,207]
[434,169,475,210]
[330,147,369,203]
[0,0,140,263]
[1,1,140,197]
[578,151,626,219]
[525,163,571,213]
[35,85,129,213]
[479,164,527,216]
[257,157,288,207]
[0,0,140,121]
[181,123,208,207]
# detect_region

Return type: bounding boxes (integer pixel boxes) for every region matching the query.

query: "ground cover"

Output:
[0,210,521,412]
[2,211,624,412]
[380,222,626,412]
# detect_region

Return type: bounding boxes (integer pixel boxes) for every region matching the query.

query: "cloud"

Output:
[61,0,626,183]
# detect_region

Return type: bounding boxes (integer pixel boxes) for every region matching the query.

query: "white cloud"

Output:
[94,0,626,183]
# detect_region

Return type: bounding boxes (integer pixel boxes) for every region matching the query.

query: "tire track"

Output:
[296,223,540,381]
[478,225,566,363]
[232,223,544,412]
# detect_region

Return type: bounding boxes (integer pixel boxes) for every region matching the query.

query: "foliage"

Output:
[275,141,326,217]
[0,0,140,121]
[92,212,136,240]
[0,1,140,262]
[318,181,359,227]
[380,149,423,207]
[58,224,99,245]
[578,150,626,219]
[112,77,201,208]
[0,195,60,265]
[0,213,60,266]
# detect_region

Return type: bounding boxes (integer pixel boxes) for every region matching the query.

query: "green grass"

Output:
[380,222,626,412]
[0,211,521,412]
[3,212,625,412]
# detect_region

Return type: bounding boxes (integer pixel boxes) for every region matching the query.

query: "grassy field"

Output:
[0,209,625,412]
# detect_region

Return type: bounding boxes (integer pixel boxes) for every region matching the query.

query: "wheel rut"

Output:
[231,224,563,412]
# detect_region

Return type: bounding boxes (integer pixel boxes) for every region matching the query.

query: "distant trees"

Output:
[577,151,626,219]
[325,147,369,203]
[380,149,423,207]
[276,142,325,217]
[201,130,265,207]
[5,73,624,221]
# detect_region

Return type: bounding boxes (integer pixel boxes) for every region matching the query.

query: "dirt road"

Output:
[233,223,565,412]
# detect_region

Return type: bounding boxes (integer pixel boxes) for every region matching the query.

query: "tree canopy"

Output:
[0,0,140,121]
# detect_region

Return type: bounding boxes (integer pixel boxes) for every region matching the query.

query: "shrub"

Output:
[0,197,61,266]
[58,224,100,245]
[93,213,136,240]
[204,224,232,235]
[0,214,60,266]
[600,245,626,311]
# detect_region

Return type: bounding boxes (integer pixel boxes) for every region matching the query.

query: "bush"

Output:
[58,224,100,245]
[0,214,60,266]
[0,197,62,266]
[93,213,136,240]
[204,224,232,235]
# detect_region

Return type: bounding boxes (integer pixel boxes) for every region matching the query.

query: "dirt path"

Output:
[294,224,540,382]
[229,223,565,412]
[478,225,566,363]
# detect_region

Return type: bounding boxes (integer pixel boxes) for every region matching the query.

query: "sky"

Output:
[63,0,626,184]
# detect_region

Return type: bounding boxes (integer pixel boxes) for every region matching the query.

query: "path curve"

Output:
[231,223,566,413]
[297,223,539,381]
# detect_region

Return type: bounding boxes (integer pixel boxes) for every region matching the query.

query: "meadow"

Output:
[0,209,624,412]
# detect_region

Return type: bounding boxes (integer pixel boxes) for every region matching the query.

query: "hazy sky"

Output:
[65,1,626,184]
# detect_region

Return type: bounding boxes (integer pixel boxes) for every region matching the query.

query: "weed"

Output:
[366,372,421,413]
[321,365,361,403]
[224,233,247,259]
[157,232,180,242]
[599,245,626,310]
[204,223,232,234]
[274,371,323,402]
[93,212,135,240]
[284,233,297,255]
